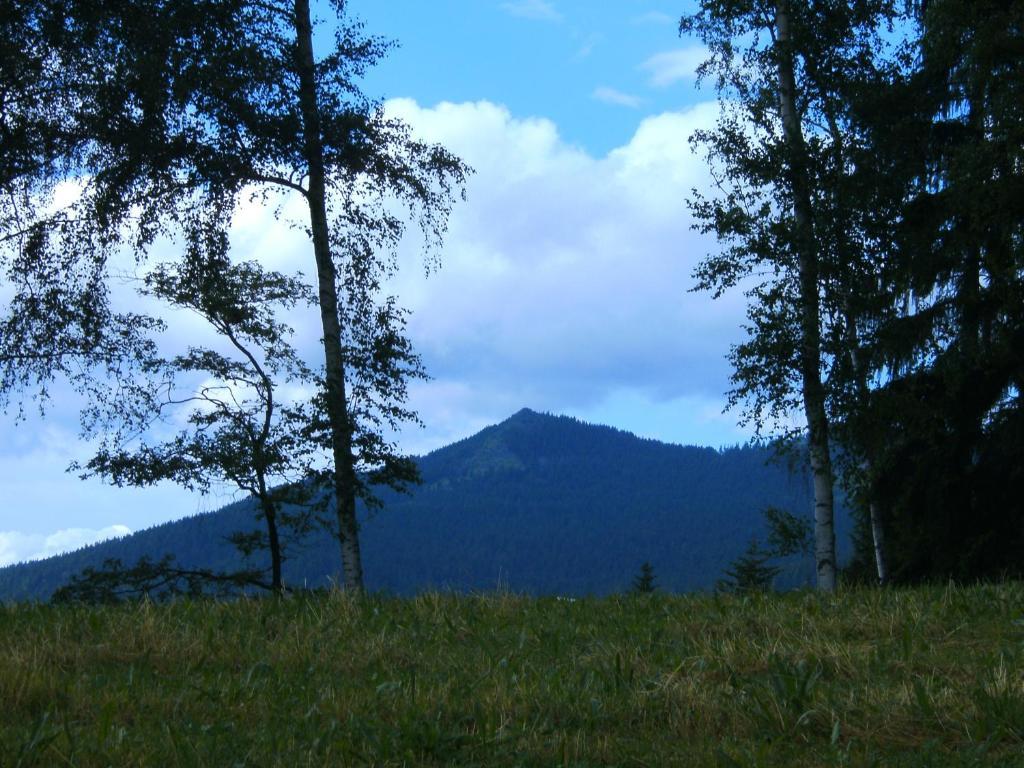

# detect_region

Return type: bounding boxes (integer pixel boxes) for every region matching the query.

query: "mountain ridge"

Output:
[0,408,849,600]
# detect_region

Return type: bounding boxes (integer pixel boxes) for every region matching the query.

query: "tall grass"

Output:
[2,583,1022,766]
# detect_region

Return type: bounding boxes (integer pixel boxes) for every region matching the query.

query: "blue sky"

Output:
[0,0,754,566]
[353,0,702,155]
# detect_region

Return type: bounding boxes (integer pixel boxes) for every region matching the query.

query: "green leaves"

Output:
[764,505,813,558]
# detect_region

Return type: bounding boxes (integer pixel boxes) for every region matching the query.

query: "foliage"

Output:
[679,0,906,591]
[87,0,470,590]
[680,0,899,441]
[50,555,269,603]
[1,0,469,591]
[764,505,813,558]
[719,505,815,593]
[680,0,1023,587]
[857,0,1024,583]
[3,583,1023,766]
[1,0,208,413]
[632,561,657,594]
[72,254,327,593]
[718,537,780,594]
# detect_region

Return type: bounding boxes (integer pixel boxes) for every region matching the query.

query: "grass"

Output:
[2,583,1023,766]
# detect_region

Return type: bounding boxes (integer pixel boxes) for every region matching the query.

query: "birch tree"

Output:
[2,0,468,591]
[78,253,324,595]
[1,0,163,415]
[680,0,899,591]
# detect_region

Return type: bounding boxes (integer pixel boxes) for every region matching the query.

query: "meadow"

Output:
[2,583,1023,767]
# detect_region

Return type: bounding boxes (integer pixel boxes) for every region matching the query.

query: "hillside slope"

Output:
[0,409,850,600]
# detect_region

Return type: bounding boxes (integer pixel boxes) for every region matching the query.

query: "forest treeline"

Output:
[1,0,1021,597]
[681,0,1023,587]
[0,410,845,601]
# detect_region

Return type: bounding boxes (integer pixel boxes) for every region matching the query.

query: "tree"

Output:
[2,0,469,591]
[763,505,812,559]
[680,1,900,591]
[51,554,271,603]
[1,1,165,417]
[857,0,1024,581]
[718,506,813,593]
[718,538,780,594]
[686,0,1023,586]
[632,561,657,594]
[76,253,325,594]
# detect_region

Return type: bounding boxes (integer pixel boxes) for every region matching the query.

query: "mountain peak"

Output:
[0,408,839,601]
[426,407,646,482]
[506,407,541,421]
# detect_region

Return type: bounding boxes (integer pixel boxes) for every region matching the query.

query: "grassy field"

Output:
[2,583,1023,767]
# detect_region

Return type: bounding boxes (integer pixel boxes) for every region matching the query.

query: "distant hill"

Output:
[0,408,851,601]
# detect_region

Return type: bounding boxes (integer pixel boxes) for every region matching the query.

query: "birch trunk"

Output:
[293,0,364,591]
[868,495,888,585]
[849,336,888,586]
[774,0,837,592]
[842,308,889,585]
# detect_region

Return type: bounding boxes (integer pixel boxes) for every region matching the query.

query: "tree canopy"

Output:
[683,0,1023,585]
[2,0,469,591]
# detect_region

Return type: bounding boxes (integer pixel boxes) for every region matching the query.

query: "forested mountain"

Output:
[0,409,850,601]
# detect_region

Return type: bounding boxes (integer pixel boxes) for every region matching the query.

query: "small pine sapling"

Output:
[632,561,657,594]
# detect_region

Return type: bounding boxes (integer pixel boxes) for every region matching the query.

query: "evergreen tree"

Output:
[860,0,1024,581]
[632,561,657,594]
[718,538,780,594]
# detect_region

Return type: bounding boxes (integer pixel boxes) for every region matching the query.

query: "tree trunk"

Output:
[814,56,889,588]
[292,0,364,592]
[842,307,889,586]
[868,495,888,586]
[263,498,284,594]
[773,0,837,592]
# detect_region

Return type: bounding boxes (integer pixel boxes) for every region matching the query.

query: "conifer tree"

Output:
[718,539,780,594]
[632,561,657,594]
[860,0,1024,581]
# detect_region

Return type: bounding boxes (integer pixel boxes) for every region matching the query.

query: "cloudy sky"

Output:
[0,0,756,566]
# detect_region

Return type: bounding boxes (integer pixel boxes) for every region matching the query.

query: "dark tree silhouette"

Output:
[2,0,469,590]
[632,561,657,594]
[718,539,780,594]
[77,255,324,594]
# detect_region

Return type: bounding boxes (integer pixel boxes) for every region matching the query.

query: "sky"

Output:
[0,0,757,567]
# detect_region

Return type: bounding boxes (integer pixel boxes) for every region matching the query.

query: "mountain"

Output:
[0,409,851,601]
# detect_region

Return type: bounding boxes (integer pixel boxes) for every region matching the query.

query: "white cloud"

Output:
[592,86,643,109]
[0,97,750,538]
[0,525,131,567]
[500,0,562,21]
[641,47,707,88]
[378,98,746,450]
[0,532,35,568]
